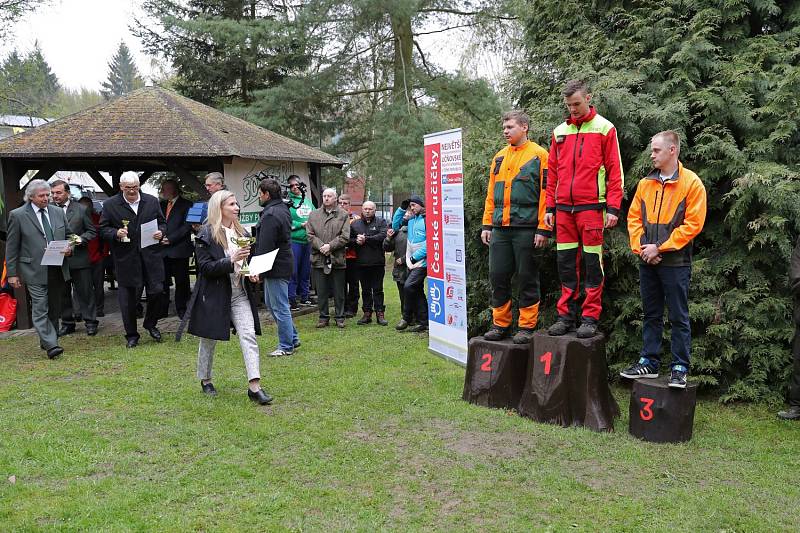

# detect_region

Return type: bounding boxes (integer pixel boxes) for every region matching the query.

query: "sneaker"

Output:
[620,358,659,379]
[395,319,409,331]
[668,366,688,389]
[293,340,302,349]
[777,406,800,420]
[512,328,535,344]
[547,319,574,336]
[409,324,428,333]
[483,325,509,341]
[269,348,293,357]
[289,300,300,311]
[301,299,313,306]
[576,321,598,339]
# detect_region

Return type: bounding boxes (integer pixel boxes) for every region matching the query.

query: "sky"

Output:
[2,1,504,92]
[1,0,156,91]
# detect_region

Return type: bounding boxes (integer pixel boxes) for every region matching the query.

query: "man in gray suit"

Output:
[50,180,98,336]
[6,179,74,359]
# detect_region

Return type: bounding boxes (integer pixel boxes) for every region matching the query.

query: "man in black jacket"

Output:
[159,179,193,319]
[254,177,299,357]
[779,236,800,420]
[351,201,388,325]
[50,180,99,336]
[99,172,167,348]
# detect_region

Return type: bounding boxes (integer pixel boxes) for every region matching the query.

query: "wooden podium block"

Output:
[628,377,698,443]
[462,336,530,410]
[517,332,619,432]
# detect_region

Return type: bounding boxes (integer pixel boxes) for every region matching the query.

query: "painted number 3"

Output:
[480,353,492,372]
[639,397,655,421]
[539,352,552,375]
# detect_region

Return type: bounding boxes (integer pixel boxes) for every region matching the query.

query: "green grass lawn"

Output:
[1,277,800,531]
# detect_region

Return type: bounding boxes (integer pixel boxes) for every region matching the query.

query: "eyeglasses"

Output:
[121,185,140,191]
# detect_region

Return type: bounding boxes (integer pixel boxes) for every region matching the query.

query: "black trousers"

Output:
[62,267,97,326]
[358,265,385,312]
[396,281,407,317]
[345,259,360,314]
[314,267,346,321]
[118,286,166,341]
[788,309,800,406]
[90,261,106,314]
[402,267,428,326]
[164,257,191,318]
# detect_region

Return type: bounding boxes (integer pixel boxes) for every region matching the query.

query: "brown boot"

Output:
[316,319,329,328]
[376,311,388,326]
[357,311,373,325]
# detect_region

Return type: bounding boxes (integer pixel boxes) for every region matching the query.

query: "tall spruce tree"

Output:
[101,42,144,99]
[463,0,799,401]
[0,43,60,116]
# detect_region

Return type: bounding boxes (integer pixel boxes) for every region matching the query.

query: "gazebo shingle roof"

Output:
[0,86,342,165]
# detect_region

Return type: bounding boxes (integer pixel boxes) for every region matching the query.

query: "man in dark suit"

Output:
[159,179,193,319]
[99,172,167,348]
[6,179,74,359]
[50,180,99,336]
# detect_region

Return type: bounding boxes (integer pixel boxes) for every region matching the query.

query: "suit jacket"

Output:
[160,196,194,259]
[58,201,96,270]
[6,202,73,285]
[99,192,167,290]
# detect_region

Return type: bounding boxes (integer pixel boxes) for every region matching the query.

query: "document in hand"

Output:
[247,249,279,277]
[41,240,70,266]
[140,219,160,248]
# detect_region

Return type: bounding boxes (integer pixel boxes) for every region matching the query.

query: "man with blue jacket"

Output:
[395,195,428,333]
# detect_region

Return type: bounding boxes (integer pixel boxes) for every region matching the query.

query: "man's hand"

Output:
[63,245,73,257]
[534,234,548,248]
[153,231,163,241]
[161,236,170,245]
[640,243,660,263]
[320,243,331,255]
[604,213,619,229]
[117,227,128,240]
[481,230,491,246]
[648,255,663,265]
[386,228,395,238]
[8,276,21,289]
[356,234,366,245]
[248,275,260,283]
[544,213,554,229]
[395,257,403,265]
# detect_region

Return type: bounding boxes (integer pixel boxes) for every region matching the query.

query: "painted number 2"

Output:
[480,353,492,372]
[639,397,654,421]
[539,351,552,375]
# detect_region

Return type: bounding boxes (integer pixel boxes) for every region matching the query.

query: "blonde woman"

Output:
[186,190,272,404]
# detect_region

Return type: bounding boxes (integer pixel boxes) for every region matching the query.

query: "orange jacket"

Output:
[482,140,550,236]
[627,162,706,266]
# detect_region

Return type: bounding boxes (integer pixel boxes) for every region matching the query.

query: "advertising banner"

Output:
[424,128,467,365]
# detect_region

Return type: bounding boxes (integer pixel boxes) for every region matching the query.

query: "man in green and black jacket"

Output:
[288,175,314,309]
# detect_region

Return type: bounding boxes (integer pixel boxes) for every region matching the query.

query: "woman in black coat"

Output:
[186,190,272,405]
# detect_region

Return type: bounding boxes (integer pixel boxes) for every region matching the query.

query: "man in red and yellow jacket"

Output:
[544,79,624,338]
[481,110,550,344]
[621,130,706,389]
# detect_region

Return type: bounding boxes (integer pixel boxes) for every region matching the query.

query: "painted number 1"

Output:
[480,353,492,372]
[639,397,654,421]
[539,351,552,375]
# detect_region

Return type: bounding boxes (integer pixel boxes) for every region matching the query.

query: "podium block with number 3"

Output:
[517,332,619,432]
[628,376,698,443]
[462,336,530,410]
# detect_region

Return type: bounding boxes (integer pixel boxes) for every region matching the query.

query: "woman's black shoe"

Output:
[248,388,273,405]
[201,382,217,396]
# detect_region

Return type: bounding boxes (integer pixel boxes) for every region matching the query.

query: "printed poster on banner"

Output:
[424,128,467,366]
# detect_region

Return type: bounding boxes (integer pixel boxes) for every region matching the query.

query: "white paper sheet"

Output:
[247,249,279,276]
[140,219,160,248]
[40,240,70,266]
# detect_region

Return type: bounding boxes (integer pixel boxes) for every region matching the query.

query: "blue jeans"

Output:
[639,264,691,370]
[289,242,311,302]
[263,277,299,351]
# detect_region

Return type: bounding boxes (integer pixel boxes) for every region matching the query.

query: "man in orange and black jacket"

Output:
[621,130,706,389]
[481,110,550,344]
[544,80,624,339]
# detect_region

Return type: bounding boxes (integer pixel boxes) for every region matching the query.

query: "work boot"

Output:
[483,325,509,341]
[576,321,598,339]
[409,324,428,333]
[357,311,373,325]
[512,328,535,345]
[336,318,346,328]
[547,319,574,336]
[376,311,388,326]
[395,319,409,331]
[316,319,329,328]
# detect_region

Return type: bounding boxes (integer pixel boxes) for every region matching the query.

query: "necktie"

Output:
[39,208,54,242]
[165,200,173,220]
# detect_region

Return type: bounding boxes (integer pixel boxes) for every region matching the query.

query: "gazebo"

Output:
[0,86,343,328]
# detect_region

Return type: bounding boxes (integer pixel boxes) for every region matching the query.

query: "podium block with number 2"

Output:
[517,332,619,432]
[462,337,530,410]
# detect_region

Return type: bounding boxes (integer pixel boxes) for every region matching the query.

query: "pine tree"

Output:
[461,0,800,402]
[0,43,60,116]
[100,42,144,99]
